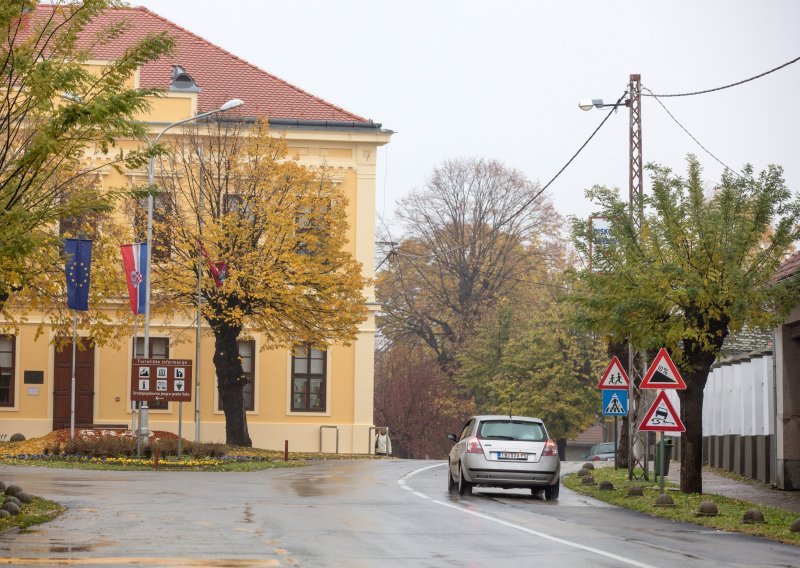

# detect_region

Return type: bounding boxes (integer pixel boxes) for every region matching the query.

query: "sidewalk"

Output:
[664,464,800,515]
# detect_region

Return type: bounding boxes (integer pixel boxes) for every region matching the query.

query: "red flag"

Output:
[120,243,147,314]
[199,242,227,288]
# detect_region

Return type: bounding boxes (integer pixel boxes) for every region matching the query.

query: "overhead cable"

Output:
[643,86,742,177]
[644,55,800,98]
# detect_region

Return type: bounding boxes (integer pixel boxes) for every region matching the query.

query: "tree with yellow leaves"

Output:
[0,0,173,312]
[152,119,368,446]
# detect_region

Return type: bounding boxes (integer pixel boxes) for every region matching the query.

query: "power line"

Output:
[537,90,628,197]
[644,55,800,98]
[379,89,629,266]
[643,86,742,177]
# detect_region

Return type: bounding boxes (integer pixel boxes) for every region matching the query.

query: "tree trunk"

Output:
[678,316,725,493]
[678,380,704,493]
[608,341,629,469]
[212,323,252,447]
[617,416,630,468]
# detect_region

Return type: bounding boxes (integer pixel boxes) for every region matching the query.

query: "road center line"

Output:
[399,463,660,568]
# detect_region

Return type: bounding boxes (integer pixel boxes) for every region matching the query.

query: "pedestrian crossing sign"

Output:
[639,390,685,432]
[641,348,686,389]
[602,389,628,416]
[597,356,630,389]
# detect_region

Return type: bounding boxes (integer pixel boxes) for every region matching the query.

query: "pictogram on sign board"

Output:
[602,389,628,416]
[131,358,193,402]
[597,356,630,389]
[641,348,686,389]
[639,390,685,432]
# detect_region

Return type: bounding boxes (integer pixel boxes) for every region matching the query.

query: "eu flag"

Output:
[64,239,93,311]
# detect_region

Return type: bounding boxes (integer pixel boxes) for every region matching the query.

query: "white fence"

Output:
[697,351,775,484]
[702,353,774,437]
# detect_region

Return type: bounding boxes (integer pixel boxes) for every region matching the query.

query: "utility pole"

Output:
[580,73,648,480]
[626,73,649,481]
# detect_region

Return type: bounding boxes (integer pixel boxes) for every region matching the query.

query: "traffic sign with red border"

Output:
[639,390,685,432]
[641,348,686,389]
[597,356,630,389]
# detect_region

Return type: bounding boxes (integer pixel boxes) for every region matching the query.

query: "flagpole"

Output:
[131,318,138,433]
[70,311,77,440]
[195,160,204,444]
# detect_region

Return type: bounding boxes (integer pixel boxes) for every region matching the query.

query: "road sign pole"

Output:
[660,430,665,494]
[178,401,183,458]
[614,416,618,470]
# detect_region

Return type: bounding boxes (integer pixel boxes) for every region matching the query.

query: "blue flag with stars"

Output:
[64,238,93,311]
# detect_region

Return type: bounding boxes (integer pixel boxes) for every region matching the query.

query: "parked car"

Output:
[583,441,617,461]
[447,415,561,500]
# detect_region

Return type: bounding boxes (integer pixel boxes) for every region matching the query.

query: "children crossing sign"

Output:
[639,390,685,432]
[602,389,628,416]
[640,348,686,389]
[597,356,630,390]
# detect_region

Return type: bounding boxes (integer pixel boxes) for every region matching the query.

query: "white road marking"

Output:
[399,463,660,568]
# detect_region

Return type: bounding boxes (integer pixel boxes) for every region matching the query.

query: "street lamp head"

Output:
[219,98,244,112]
[578,98,604,111]
[61,91,83,103]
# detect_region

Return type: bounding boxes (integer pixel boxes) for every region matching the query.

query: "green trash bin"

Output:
[654,438,674,480]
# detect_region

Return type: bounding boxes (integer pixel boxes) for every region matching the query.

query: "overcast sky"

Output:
[129,0,800,239]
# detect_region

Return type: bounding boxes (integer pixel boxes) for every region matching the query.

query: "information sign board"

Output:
[131,358,193,402]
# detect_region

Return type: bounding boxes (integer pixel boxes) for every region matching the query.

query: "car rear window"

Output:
[598,443,616,453]
[478,420,545,441]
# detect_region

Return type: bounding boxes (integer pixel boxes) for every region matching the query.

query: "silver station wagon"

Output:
[447,415,561,499]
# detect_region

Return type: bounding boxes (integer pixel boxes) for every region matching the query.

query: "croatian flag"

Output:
[120,243,147,315]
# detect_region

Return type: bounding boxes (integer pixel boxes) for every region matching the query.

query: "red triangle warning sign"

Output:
[597,356,630,390]
[639,390,685,432]
[641,348,686,389]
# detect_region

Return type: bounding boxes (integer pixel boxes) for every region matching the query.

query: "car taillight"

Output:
[542,439,558,457]
[591,455,602,461]
[466,437,483,454]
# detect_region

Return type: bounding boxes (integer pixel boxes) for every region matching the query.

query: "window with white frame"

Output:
[0,336,14,407]
[217,340,255,412]
[291,345,326,412]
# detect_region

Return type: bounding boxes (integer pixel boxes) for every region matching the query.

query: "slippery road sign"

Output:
[639,390,685,432]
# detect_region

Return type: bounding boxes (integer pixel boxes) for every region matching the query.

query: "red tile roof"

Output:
[774,252,800,283]
[29,4,367,122]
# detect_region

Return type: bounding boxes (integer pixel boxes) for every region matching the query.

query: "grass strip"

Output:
[564,465,800,546]
[0,496,64,534]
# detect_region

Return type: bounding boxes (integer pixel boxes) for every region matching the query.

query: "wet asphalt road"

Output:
[1,460,799,567]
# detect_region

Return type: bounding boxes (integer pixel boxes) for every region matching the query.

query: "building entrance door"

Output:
[53,339,94,430]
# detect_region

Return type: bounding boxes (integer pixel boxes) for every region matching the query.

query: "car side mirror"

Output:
[447,434,457,442]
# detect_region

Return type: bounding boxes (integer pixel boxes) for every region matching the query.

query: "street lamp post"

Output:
[139,98,244,443]
[580,74,646,481]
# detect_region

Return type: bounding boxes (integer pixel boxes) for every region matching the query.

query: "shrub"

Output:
[61,435,137,458]
[185,442,227,459]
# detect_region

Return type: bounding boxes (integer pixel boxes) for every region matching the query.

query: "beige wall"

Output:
[0,87,391,453]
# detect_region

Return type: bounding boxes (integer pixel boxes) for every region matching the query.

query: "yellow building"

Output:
[0,5,391,453]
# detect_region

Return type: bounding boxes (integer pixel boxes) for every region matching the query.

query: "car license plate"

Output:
[497,452,528,460]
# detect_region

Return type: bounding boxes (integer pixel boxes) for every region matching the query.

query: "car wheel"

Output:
[544,479,560,501]
[530,488,545,499]
[458,464,473,496]
[447,465,457,494]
